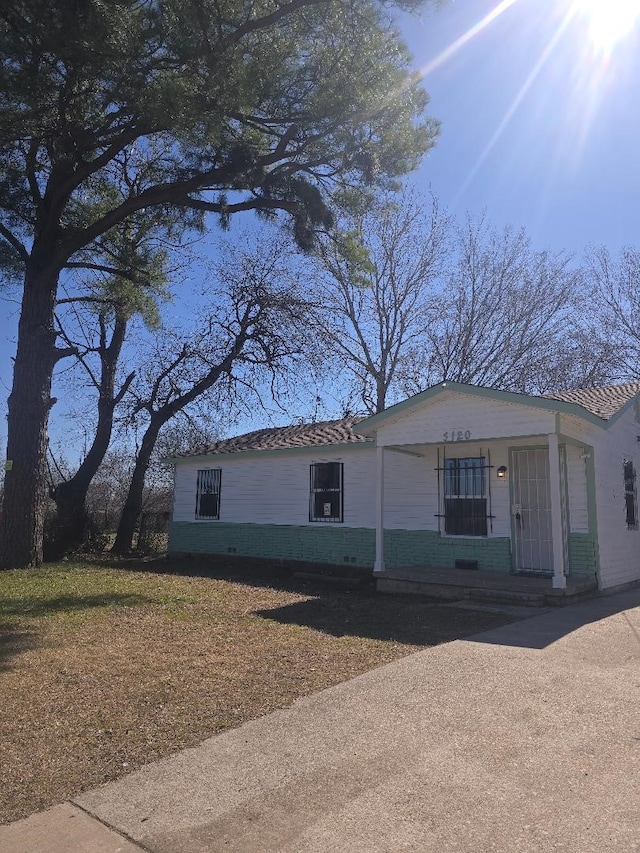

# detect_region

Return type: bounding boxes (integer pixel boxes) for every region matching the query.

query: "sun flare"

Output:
[573,0,640,52]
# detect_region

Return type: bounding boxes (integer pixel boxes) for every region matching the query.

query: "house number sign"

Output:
[443,430,472,442]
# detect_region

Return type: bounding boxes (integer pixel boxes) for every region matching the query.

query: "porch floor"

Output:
[375,566,598,607]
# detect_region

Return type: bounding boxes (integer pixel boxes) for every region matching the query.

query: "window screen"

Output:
[624,459,638,530]
[443,457,487,536]
[196,468,222,520]
[310,462,343,523]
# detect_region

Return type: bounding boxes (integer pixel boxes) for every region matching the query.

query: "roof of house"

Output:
[174,417,370,457]
[544,382,640,420]
[172,382,640,459]
[355,380,640,435]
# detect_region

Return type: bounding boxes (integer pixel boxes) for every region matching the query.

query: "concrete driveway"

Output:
[3,589,640,852]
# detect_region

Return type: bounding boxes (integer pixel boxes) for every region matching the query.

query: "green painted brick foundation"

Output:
[170,522,597,577]
[169,521,376,566]
[169,522,513,571]
[568,532,598,577]
[384,529,512,572]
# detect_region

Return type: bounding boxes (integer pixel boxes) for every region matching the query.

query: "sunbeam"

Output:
[418,0,521,79]
[452,6,576,206]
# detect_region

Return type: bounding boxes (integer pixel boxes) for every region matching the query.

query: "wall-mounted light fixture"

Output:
[496,465,507,479]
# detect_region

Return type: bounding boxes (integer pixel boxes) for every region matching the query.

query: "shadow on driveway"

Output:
[468,587,640,650]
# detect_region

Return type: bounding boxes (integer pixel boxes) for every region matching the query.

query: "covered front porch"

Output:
[368,430,598,593]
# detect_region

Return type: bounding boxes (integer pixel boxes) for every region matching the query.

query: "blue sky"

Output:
[1,0,640,451]
[406,0,640,252]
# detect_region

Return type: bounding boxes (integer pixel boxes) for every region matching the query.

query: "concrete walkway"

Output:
[2,589,640,852]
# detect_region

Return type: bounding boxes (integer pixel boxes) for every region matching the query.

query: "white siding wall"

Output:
[592,408,640,588]
[173,439,532,538]
[375,392,556,447]
[382,437,590,540]
[173,446,376,528]
[383,450,435,531]
[565,444,589,533]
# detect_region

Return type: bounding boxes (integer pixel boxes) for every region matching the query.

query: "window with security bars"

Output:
[196,468,222,520]
[444,457,487,536]
[623,459,638,530]
[310,462,343,523]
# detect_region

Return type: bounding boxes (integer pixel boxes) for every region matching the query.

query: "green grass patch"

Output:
[0,563,206,623]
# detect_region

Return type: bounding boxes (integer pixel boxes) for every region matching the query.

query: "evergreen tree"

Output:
[0,0,437,566]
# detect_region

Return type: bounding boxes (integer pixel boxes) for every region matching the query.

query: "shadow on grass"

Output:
[0,592,156,620]
[92,555,514,646]
[0,623,39,671]
[83,554,640,650]
[93,554,377,597]
[254,596,514,647]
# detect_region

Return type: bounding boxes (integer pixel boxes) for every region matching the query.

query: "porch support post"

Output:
[548,432,567,589]
[374,445,385,573]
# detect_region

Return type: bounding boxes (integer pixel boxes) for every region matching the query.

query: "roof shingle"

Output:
[176,417,370,457]
[544,382,640,420]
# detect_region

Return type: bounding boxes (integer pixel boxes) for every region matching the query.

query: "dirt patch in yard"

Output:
[0,557,517,824]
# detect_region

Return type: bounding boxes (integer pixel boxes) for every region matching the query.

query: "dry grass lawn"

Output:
[0,556,517,825]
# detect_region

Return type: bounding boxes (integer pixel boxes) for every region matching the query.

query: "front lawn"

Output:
[0,557,516,824]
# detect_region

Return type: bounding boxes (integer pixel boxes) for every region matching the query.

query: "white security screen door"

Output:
[512,449,553,574]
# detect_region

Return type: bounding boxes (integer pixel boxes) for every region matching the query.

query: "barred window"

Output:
[623,459,638,530]
[310,462,343,523]
[444,457,487,537]
[196,468,222,520]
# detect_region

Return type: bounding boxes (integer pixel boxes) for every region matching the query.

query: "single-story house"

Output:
[168,381,640,594]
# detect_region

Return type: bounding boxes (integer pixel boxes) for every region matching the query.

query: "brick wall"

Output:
[568,532,598,578]
[169,521,376,566]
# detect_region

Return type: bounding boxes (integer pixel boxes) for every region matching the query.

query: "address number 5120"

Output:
[443,430,472,442]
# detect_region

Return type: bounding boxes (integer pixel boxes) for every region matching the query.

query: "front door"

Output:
[511,448,553,574]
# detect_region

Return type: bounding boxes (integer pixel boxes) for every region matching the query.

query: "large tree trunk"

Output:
[50,399,115,557]
[47,482,92,561]
[50,312,132,556]
[375,376,387,414]
[0,262,59,569]
[51,434,109,557]
[50,420,109,558]
[112,417,162,554]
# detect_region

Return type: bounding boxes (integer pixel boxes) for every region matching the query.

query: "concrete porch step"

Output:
[466,587,547,607]
[442,599,552,617]
[377,578,548,607]
[375,566,598,607]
